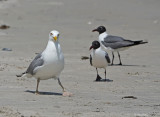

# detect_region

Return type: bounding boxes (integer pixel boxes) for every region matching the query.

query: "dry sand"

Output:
[0,0,160,116]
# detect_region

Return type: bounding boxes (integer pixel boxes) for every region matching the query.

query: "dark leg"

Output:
[104,69,106,81]
[58,78,65,92]
[117,51,122,65]
[104,68,113,82]
[111,52,114,65]
[95,68,102,81]
[35,78,40,94]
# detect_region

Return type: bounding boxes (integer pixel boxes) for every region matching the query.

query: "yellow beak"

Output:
[53,36,57,41]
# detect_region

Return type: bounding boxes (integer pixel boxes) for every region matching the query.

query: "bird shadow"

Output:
[94,79,113,82]
[25,90,62,96]
[109,64,146,67]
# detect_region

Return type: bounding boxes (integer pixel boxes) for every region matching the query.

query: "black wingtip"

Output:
[134,40,148,45]
[16,72,25,77]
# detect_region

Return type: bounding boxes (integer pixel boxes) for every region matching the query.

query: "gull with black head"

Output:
[90,41,112,82]
[92,26,148,65]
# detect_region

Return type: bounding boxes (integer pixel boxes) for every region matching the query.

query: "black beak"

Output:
[92,29,98,32]
[89,46,93,50]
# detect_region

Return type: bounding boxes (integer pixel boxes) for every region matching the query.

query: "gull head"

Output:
[92,26,106,34]
[89,41,100,50]
[49,30,60,42]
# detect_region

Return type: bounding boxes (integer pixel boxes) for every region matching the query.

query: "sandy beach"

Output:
[0,0,160,116]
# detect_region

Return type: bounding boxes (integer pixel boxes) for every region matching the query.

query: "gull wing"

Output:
[26,53,44,75]
[105,53,110,63]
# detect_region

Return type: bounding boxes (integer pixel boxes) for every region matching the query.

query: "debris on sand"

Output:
[2,48,12,51]
[0,24,10,29]
[128,72,140,75]
[81,56,89,60]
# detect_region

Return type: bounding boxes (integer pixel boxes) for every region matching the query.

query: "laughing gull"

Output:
[17,30,72,96]
[92,26,148,65]
[90,41,111,81]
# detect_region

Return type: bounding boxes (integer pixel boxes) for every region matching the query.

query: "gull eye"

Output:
[50,33,53,35]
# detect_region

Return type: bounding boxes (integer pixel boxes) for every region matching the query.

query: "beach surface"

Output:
[0,0,160,116]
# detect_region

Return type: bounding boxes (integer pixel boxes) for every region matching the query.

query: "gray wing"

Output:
[105,53,110,63]
[102,35,146,49]
[101,40,134,49]
[90,55,92,66]
[104,35,125,43]
[26,53,44,75]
